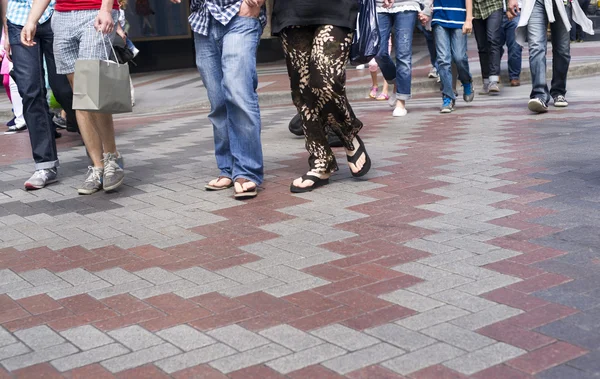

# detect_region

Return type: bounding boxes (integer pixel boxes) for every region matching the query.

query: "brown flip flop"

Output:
[205,176,233,191]
[233,178,258,200]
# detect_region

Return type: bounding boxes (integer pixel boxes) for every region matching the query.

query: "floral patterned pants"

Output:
[280,25,364,174]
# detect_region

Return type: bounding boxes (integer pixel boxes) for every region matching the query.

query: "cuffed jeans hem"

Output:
[396,93,411,101]
[489,75,500,82]
[233,174,263,186]
[35,160,59,170]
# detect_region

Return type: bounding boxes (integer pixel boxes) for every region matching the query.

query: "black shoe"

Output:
[66,112,80,133]
[328,133,343,148]
[6,117,15,127]
[55,129,62,139]
[289,113,304,136]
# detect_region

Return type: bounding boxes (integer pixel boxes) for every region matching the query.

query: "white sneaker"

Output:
[392,107,408,117]
[4,123,26,135]
[132,47,140,58]
[553,95,568,107]
[356,64,366,70]
[428,67,438,79]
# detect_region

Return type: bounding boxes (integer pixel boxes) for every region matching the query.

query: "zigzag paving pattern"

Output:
[0,80,599,377]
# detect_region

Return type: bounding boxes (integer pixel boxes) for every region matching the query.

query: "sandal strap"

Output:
[347,135,366,165]
[301,173,323,182]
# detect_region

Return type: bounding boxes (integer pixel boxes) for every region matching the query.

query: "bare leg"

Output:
[370,71,378,88]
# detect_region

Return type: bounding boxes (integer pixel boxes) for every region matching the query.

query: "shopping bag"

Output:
[72,33,132,114]
[350,0,381,66]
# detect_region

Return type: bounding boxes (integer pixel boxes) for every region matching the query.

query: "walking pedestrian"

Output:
[472,0,504,95]
[2,0,77,190]
[170,0,265,199]
[511,0,593,113]
[21,0,126,194]
[272,0,372,193]
[500,0,522,86]
[0,29,26,134]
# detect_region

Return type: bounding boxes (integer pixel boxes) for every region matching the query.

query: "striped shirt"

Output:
[431,0,467,28]
[7,0,55,26]
[189,0,266,36]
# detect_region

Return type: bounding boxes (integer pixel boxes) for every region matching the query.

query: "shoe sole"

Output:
[24,179,58,191]
[488,89,500,95]
[554,103,568,108]
[440,109,453,113]
[528,100,548,113]
[103,177,124,192]
[78,188,101,195]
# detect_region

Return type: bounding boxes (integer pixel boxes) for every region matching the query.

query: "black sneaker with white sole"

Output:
[4,124,26,135]
[553,95,568,108]
[528,98,549,113]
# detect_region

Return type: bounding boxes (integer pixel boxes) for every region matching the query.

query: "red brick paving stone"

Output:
[57,246,95,262]
[85,257,141,272]
[346,263,404,280]
[172,364,228,379]
[119,255,183,273]
[361,275,424,296]
[13,363,64,379]
[477,323,556,351]
[66,364,116,379]
[190,306,260,331]
[507,247,568,265]
[46,256,108,274]
[330,250,403,269]
[483,288,549,311]
[507,273,572,294]
[471,364,533,379]
[507,341,588,375]
[201,253,261,271]
[330,290,394,312]
[483,261,546,279]
[283,290,342,313]
[304,264,358,282]
[58,294,108,314]
[128,245,169,259]
[189,292,242,314]
[229,365,287,379]
[408,364,467,379]
[145,293,199,314]
[91,245,132,261]
[347,365,407,379]
[0,308,30,326]
[239,306,314,332]
[115,364,170,379]
[94,308,165,331]
[321,241,371,256]
[313,276,377,296]
[16,294,63,315]
[48,308,120,332]
[289,305,365,331]
[288,365,345,379]
[504,303,579,330]
[101,294,151,315]
[237,292,294,314]
[3,307,73,332]
[343,305,416,331]
[142,307,214,331]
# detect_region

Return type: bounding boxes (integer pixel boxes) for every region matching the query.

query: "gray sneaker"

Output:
[78,166,103,195]
[488,81,500,94]
[479,82,490,95]
[103,152,125,192]
[24,168,58,190]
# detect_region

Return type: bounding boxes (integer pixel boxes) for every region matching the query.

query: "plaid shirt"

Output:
[189,0,266,36]
[7,0,55,26]
[472,0,504,18]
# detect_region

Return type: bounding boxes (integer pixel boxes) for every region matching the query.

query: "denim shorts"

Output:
[51,10,118,74]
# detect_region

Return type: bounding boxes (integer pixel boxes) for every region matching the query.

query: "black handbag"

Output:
[350,0,381,65]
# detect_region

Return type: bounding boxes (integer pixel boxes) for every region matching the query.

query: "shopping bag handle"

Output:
[96,30,121,67]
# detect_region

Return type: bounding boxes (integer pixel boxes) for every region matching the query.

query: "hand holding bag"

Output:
[72,32,133,114]
[350,0,381,66]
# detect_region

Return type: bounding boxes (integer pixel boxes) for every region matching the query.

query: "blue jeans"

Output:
[8,19,74,170]
[125,37,137,52]
[499,14,522,80]
[527,0,570,102]
[417,23,438,70]
[433,25,472,100]
[375,11,417,100]
[194,15,264,185]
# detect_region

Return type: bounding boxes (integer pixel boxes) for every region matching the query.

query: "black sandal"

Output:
[290,173,330,193]
[347,135,371,177]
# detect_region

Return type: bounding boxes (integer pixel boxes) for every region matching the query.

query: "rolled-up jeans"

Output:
[433,25,472,100]
[194,15,264,185]
[527,0,570,102]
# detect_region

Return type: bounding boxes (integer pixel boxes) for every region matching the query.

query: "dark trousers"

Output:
[7,18,75,170]
[473,9,504,82]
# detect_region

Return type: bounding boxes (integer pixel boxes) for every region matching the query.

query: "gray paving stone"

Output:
[257,265,314,284]
[1,343,78,371]
[15,326,65,350]
[266,343,346,374]
[366,324,436,352]
[134,267,180,285]
[0,342,29,361]
[463,249,522,266]
[175,267,224,285]
[207,324,269,352]
[130,279,196,299]
[382,343,465,375]
[0,269,22,285]
[56,269,100,285]
[440,262,499,280]
[443,342,526,375]
[380,289,445,312]
[322,343,405,375]
[156,325,215,351]
[19,269,61,286]
[0,280,32,295]
[218,278,285,298]
[418,250,475,267]
[101,343,182,373]
[392,262,453,280]
[421,323,495,351]
[311,324,379,351]
[404,239,457,255]
[108,325,163,351]
[88,279,153,299]
[259,325,323,352]
[155,343,236,374]
[47,279,112,300]
[263,277,329,298]
[450,304,523,330]
[210,343,291,374]
[396,305,471,331]
[456,274,522,295]
[408,274,474,296]
[51,343,129,372]
[7,279,72,300]
[216,266,267,284]
[60,325,114,350]
[431,289,498,312]
[0,327,17,348]
[95,268,140,285]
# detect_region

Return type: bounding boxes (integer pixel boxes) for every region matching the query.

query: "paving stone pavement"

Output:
[0,77,599,378]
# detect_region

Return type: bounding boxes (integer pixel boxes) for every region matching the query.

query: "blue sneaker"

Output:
[463,82,475,103]
[440,97,454,113]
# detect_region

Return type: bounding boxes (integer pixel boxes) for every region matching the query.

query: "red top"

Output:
[55,0,119,12]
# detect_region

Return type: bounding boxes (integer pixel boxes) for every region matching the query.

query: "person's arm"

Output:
[21,0,52,46]
[463,0,473,34]
[94,0,116,34]
[239,0,265,17]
